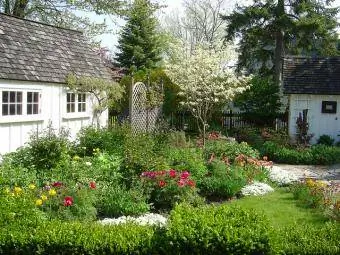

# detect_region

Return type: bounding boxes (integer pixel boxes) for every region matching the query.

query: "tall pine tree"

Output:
[115,0,162,71]
[222,0,339,82]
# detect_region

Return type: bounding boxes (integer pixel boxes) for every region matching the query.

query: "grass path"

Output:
[229,188,330,228]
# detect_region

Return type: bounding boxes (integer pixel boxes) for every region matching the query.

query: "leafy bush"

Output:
[76,125,129,156]
[0,220,158,255]
[164,147,207,181]
[199,160,247,200]
[204,140,259,162]
[262,141,340,165]
[96,183,150,218]
[165,203,270,255]
[141,169,203,211]
[271,222,340,255]
[317,134,335,146]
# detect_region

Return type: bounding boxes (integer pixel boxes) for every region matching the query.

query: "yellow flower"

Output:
[35,199,43,206]
[48,189,57,196]
[14,187,23,194]
[29,184,36,190]
[41,195,48,201]
[73,155,81,161]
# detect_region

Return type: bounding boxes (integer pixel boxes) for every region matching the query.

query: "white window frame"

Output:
[63,91,90,119]
[0,89,42,123]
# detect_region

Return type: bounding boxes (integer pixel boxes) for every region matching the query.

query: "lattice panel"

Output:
[130,82,162,133]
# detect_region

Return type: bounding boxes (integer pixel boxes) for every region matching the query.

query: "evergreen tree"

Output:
[221,0,339,85]
[115,0,162,71]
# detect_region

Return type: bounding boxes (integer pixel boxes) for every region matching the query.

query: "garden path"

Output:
[274,163,340,193]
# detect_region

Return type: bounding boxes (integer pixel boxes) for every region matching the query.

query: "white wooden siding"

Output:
[0,80,108,155]
[288,94,340,144]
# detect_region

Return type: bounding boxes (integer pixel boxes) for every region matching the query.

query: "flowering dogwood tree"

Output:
[166,45,250,145]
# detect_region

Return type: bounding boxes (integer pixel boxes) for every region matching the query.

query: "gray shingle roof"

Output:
[283,56,340,95]
[0,13,111,83]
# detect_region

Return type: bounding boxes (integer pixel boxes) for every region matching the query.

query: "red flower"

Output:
[177,179,186,187]
[63,196,73,207]
[169,169,177,178]
[180,171,190,179]
[52,181,63,188]
[158,180,166,188]
[89,181,96,189]
[187,180,195,187]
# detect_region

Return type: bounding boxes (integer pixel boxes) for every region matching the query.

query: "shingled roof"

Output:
[283,56,340,95]
[0,13,111,83]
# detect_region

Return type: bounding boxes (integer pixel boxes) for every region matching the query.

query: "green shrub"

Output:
[317,134,335,146]
[141,169,203,211]
[199,160,247,200]
[164,147,207,181]
[271,222,340,255]
[165,203,270,255]
[0,163,36,187]
[96,183,150,217]
[0,220,158,255]
[204,140,259,162]
[262,141,340,165]
[76,125,129,156]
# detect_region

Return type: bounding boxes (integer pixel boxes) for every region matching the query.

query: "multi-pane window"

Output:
[78,93,86,112]
[27,92,39,115]
[2,91,23,116]
[67,93,86,113]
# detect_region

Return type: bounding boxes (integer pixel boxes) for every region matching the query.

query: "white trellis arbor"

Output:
[129,81,162,133]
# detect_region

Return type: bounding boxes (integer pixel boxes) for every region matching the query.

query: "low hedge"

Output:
[261,141,340,165]
[0,205,339,255]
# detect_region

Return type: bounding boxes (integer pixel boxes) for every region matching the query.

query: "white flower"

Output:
[267,166,299,185]
[98,213,167,227]
[241,182,274,196]
[85,162,92,166]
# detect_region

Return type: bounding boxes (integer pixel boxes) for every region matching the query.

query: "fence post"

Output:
[229,109,233,130]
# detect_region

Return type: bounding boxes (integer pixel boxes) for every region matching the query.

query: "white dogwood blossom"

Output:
[165,44,250,145]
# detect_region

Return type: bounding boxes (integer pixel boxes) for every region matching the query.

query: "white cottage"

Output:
[283,56,340,144]
[0,13,112,154]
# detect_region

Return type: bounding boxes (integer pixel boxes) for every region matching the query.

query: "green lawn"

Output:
[229,188,330,228]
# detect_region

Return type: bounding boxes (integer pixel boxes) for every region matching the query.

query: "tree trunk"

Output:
[4,0,10,14]
[12,0,29,18]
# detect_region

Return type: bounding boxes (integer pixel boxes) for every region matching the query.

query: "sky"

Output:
[90,0,339,52]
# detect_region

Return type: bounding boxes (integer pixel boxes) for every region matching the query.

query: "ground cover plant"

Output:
[0,125,339,254]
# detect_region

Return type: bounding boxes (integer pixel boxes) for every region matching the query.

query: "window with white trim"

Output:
[1,90,40,117]
[66,92,87,113]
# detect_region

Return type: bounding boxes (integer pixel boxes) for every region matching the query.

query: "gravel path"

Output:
[274,163,340,193]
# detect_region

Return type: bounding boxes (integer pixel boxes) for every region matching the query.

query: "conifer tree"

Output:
[115,0,162,71]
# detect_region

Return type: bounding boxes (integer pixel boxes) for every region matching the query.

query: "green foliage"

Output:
[76,126,129,156]
[0,220,158,255]
[204,140,259,162]
[164,147,207,180]
[165,203,271,255]
[222,0,339,74]
[317,134,335,146]
[262,141,340,165]
[25,124,71,171]
[234,75,282,125]
[199,160,247,200]
[271,223,340,255]
[115,0,162,71]
[96,183,150,218]
[141,170,203,211]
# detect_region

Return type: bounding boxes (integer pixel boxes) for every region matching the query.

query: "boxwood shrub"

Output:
[261,141,340,165]
[164,203,271,255]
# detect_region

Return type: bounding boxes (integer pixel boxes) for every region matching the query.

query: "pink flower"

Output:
[89,181,96,189]
[177,179,186,187]
[180,171,190,179]
[63,196,73,207]
[158,180,166,188]
[169,169,177,178]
